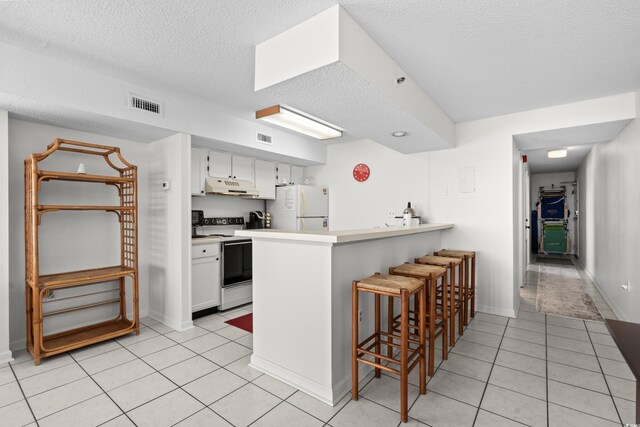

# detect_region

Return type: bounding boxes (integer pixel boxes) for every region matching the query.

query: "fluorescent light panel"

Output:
[547,149,567,159]
[256,105,342,140]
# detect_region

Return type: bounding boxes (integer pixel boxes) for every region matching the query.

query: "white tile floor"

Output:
[1,258,635,426]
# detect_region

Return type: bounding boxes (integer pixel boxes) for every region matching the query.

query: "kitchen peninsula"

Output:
[235,223,453,405]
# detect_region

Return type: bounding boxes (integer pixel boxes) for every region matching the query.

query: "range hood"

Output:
[205,177,260,197]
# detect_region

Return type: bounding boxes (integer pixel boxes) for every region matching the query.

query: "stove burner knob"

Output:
[221,219,228,225]
[203,219,209,225]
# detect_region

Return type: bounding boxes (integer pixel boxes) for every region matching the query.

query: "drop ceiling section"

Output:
[514,120,633,173]
[255,5,455,154]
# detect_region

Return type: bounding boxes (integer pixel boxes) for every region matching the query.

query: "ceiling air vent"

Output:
[257,132,273,145]
[128,93,162,116]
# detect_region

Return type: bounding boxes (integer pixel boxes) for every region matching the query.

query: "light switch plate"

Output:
[161,180,171,191]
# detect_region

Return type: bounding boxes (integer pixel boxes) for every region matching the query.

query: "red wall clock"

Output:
[353,163,370,182]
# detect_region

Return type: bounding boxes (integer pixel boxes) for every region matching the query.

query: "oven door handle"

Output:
[223,241,251,247]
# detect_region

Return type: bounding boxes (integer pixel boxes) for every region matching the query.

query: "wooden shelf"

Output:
[25,138,139,365]
[43,319,135,354]
[38,170,134,185]
[38,266,136,289]
[37,205,135,212]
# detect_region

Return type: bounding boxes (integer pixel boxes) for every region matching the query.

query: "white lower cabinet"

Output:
[191,242,221,311]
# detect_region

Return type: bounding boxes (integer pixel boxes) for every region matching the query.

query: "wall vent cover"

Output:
[128,93,162,116]
[257,132,273,145]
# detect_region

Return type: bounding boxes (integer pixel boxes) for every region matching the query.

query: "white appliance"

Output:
[205,177,259,196]
[268,185,329,231]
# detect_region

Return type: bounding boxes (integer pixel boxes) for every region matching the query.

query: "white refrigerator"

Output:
[268,185,329,231]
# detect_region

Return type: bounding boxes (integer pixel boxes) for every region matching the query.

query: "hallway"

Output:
[522,255,617,320]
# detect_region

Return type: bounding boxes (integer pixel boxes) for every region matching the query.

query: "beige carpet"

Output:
[536,263,603,321]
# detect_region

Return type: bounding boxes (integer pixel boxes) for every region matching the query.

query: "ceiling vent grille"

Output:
[257,132,273,145]
[128,93,162,116]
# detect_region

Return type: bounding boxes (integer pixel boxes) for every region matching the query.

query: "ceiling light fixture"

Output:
[392,131,408,137]
[547,149,567,159]
[255,105,342,140]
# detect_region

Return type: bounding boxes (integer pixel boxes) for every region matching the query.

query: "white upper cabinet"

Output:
[208,151,232,179]
[190,147,208,196]
[254,159,276,200]
[291,165,305,185]
[208,151,254,183]
[232,155,254,182]
[277,163,305,185]
[193,147,303,198]
[277,163,291,185]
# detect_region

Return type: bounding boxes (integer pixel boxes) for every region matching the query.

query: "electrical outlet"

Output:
[388,210,396,217]
[621,281,631,292]
[358,309,363,323]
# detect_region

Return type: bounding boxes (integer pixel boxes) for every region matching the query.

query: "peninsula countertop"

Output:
[235,223,453,244]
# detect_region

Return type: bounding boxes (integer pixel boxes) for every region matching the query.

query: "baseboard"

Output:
[250,355,336,405]
[574,259,625,321]
[513,297,522,318]
[250,354,374,406]
[148,309,192,332]
[476,304,516,318]
[10,337,26,351]
[0,350,14,364]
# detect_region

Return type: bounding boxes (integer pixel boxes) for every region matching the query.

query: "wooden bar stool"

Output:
[435,250,476,325]
[388,263,448,377]
[415,255,464,347]
[352,273,426,423]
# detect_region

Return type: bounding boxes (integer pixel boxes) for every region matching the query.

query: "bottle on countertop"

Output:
[403,202,416,217]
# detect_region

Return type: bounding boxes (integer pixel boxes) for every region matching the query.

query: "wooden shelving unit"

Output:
[25,138,139,365]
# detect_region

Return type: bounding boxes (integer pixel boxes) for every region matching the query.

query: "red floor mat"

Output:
[224,313,253,334]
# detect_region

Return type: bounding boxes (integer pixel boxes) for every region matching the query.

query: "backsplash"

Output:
[192,195,265,221]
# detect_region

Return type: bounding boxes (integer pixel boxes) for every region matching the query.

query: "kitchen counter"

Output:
[191,236,223,244]
[242,222,453,406]
[235,223,453,244]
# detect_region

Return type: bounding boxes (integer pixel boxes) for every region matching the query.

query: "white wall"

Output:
[148,134,192,330]
[0,41,326,165]
[530,171,577,254]
[8,119,151,350]
[192,195,264,221]
[429,93,635,317]
[307,139,429,230]
[513,142,524,306]
[577,89,640,322]
[0,110,11,363]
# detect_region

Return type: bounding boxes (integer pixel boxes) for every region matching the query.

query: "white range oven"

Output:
[220,237,252,310]
[192,216,252,311]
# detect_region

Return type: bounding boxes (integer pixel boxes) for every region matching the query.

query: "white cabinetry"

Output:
[208,151,254,183]
[208,151,232,179]
[291,165,305,185]
[277,163,291,185]
[277,163,305,185]
[191,242,221,312]
[191,147,207,196]
[232,155,254,182]
[254,160,276,200]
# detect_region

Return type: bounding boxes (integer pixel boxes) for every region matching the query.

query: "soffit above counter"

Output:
[255,5,456,154]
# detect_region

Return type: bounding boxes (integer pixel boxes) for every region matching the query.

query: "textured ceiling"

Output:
[514,120,632,173]
[1,0,639,128]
